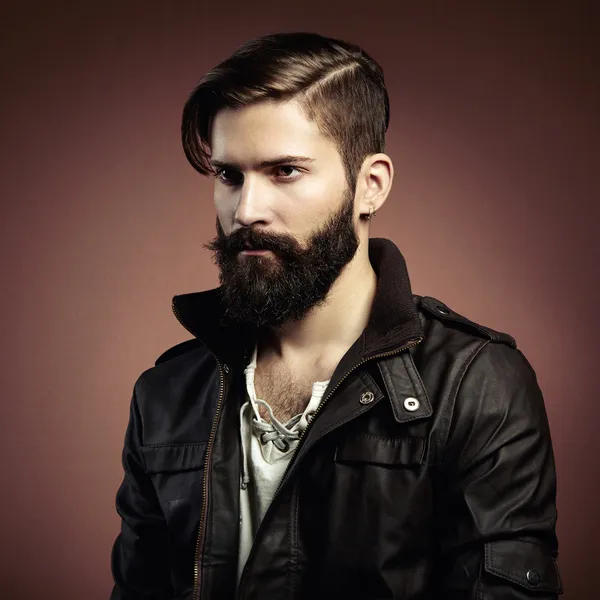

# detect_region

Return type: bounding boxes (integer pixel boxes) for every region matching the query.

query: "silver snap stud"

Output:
[360,391,375,404]
[526,569,541,586]
[403,397,420,411]
[436,304,449,314]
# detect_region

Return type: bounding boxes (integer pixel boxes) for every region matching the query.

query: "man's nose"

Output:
[233,175,273,228]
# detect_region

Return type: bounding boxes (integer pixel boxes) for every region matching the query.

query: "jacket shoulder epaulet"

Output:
[154,338,205,366]
[418,295,517,349]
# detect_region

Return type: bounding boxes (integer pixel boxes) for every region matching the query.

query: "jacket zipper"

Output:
[171,301,225,600]
[193,357,224,600]
[236,335,423,597]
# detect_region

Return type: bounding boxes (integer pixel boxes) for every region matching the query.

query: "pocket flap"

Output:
[141,442,208,474]
[335,433,426,466]
[484,539,563,594]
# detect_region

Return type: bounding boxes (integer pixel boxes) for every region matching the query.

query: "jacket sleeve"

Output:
[110,380,173,599]
[433,342,563,599]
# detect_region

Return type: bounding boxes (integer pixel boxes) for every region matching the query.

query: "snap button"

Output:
[403,397,420,412]
[223,364,230,373]
[435,304,449,314]
[526,569,541,586]
[359,391,375,404]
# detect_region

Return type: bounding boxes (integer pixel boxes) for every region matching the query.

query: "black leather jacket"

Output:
[110,238,563,600]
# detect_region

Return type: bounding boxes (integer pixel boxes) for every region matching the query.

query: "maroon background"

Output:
[1,2,598,598]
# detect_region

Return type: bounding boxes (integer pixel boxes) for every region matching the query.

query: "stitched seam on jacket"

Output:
[377,360,402,421]
[141,442,208,449]
[477,545,486,600]
[488,540,558,589]
[357,433,423,443]
[488,542,535,588]
[436,340,489,466]
[288,482,300,598]
[402,351,431,422]
[132,391,149,473]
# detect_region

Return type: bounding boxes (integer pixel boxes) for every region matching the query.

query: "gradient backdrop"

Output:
[1,1,598,598]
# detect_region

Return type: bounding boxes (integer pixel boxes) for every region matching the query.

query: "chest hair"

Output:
[253,362,315,424]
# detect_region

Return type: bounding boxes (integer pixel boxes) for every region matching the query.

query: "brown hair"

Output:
[181,32,390,193]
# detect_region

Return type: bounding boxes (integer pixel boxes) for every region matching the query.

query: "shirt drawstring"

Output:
[240,398,308,490]
[239,402,251,490]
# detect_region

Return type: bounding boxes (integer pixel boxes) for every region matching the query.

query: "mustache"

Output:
[205,226,303,254]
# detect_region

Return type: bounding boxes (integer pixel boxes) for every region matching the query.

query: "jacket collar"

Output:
[171,237,423,366]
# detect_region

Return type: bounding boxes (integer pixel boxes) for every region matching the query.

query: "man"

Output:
[110,32,562,599]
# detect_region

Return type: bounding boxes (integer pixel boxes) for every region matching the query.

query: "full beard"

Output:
[204,189,360,327]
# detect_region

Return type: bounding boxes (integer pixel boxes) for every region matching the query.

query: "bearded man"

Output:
[109,32,562,600]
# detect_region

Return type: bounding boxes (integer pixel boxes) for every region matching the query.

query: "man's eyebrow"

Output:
[210,155,316,170]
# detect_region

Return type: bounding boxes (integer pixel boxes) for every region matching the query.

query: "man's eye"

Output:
[276,165,302,182]
[276,166,301,179]
[215,168,241,185]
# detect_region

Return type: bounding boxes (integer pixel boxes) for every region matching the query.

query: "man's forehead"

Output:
[209,100,333,167]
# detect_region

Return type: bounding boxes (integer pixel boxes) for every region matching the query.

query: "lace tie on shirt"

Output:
[239,399,306,490]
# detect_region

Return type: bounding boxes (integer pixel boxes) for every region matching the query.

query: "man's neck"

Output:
[257,243,377,373]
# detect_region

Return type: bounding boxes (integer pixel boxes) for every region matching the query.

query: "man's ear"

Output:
[357,153,394,218]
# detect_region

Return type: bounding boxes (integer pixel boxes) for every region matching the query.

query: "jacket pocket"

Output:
[139,443,208,592]
[483,539,563,595]
[141,442,208,474]
[334,433,426,466]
